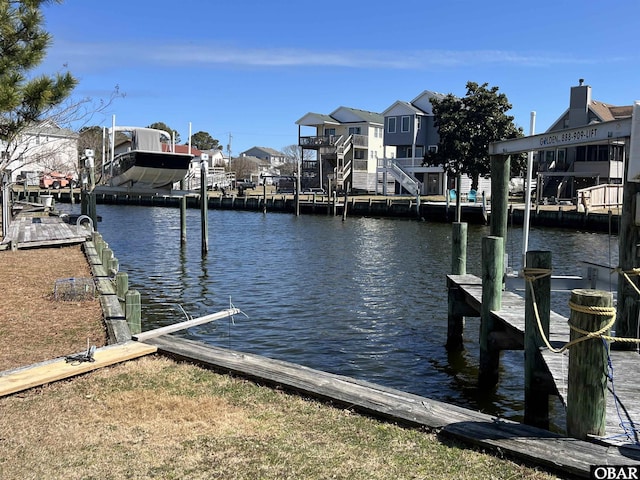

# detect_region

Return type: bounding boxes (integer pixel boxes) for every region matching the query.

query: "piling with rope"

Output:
[566,289,615,440]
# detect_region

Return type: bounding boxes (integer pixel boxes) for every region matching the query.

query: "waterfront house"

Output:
[537,80,632,202]
[380,90,443,196]
[379,90,492,198]
[239,146,286,167]
[296,107,390,193]
[3,121,78,184]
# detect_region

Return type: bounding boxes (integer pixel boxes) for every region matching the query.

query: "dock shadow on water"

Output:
[82,203,617,429]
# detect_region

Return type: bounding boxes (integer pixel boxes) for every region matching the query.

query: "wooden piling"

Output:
[489,154,510,240]
[342,183,349,221]
[447,222,468,351]
[125,289,142,335]
[566,289,613,440]
[479,235,503,387]
[451,222,467,275]
[524,250,551,429]
[101,247,113,271]
[115,271,128,303]
[200,162,209,254]
[262,182,267,213]
[615,161,640,347]
[180,179,187,245]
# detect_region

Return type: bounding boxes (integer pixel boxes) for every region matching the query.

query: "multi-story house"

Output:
[380,90,444,196]
[239,146,286,167]
[296,106,390,192]
[3,121,78,183]
[537,80,631,201]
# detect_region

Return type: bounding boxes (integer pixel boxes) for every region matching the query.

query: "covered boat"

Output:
[103,126,193,190]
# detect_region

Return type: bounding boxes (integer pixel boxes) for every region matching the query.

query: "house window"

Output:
[348,127,361,135]
[401,116,410,133]
[324,128,335,136]
[354,150,366,160]
[417,117,422,130]
[387,117,396,134]
[416,146,424,157]
[427,145,438,154]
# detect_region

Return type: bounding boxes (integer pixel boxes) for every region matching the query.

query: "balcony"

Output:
[299,135,339,148]
[299,134,368,149]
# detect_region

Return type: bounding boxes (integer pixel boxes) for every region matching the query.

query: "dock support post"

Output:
[115,271,128,308]
[615,152,640,347]
[180,179,187,245]
[566,289,613,440]
[447,222,468,351]
[200,161,209,254]
[489,155,510,240]
[262,182,267,214]
[342,183,349,221]
[125,290,142,335]
[479,235,503,387]
[524,250,551,429]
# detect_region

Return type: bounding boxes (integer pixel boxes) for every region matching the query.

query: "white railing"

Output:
[378,158,420,195]
[576,184,623,211]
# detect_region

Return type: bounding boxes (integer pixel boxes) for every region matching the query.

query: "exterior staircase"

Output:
[379,158,420,196]
[334,135,353,190]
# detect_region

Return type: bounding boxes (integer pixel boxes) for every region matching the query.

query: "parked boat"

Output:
[103,126,193,190]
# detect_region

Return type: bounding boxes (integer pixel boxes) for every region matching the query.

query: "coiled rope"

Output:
[523,267,640,353]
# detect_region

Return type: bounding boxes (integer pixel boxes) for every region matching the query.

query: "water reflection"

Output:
[82,203,618,426]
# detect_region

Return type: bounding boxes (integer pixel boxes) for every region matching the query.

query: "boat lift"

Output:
[491,102,640,332]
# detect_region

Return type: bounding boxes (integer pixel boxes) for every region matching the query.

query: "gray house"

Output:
[380,90,445,195]
[239,146,286,167]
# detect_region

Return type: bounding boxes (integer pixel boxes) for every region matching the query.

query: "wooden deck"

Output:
[448,273,640,446]
[1,212,91,249]
[145,335,640,478]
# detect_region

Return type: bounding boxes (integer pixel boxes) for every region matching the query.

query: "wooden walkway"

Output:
[145,335,640,478]
[1,212,91,249]
[448,273,640,446]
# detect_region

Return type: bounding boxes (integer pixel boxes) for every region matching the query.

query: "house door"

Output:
[426,173,440,195]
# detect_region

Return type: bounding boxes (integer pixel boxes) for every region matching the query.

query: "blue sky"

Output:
[39,0,640,155]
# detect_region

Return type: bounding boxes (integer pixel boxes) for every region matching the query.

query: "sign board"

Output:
[489,117,632,156]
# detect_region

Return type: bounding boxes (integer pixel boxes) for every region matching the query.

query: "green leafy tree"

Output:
[190,131,221,150]
[424,81,524,191]
[0,0,77,172]
[147,122,180,143]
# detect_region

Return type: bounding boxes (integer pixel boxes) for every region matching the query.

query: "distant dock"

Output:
[21,187,620,232]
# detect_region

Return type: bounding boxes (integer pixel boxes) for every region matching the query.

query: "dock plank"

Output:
[145,335,640,478]
[448,273,640,447]
[0,341,157,397]
[1,213,91,249]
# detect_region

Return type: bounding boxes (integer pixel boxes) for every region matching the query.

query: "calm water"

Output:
[74,203,619,424]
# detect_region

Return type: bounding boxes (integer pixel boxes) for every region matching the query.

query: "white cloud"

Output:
[46,39,607,72]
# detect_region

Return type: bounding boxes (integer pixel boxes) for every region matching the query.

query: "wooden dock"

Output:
[145,335,640,478]
[1,211,91,249]
[448,273,640,445]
